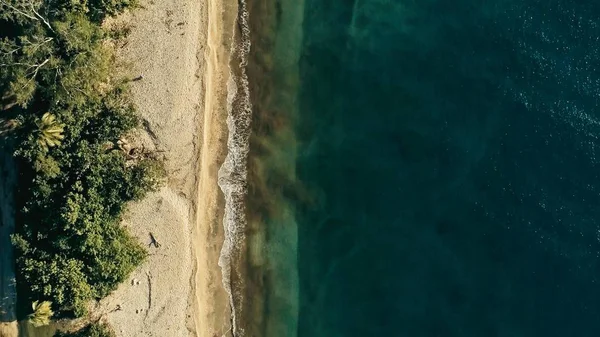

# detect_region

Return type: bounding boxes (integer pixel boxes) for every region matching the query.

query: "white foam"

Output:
[217,0,252,336]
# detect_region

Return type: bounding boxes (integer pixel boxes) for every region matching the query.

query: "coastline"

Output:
[3,0,245,336]
[193,0,238,336]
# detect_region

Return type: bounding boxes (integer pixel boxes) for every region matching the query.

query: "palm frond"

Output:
[36,112,65,151]
[28,300,54,327]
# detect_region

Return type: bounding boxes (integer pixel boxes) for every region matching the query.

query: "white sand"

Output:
[100,0,237,336]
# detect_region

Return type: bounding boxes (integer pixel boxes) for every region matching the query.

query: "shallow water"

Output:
[239,0,600,336]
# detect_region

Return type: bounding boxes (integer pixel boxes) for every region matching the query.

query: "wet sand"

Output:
[192,0,238,336]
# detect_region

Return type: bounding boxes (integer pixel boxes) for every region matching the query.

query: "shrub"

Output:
[2,0,164,319]
[54,322,117,337]
[87,0,139,22]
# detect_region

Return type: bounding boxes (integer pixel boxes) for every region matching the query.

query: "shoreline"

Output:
[2,0,245,336]
[0,0,240,335]
[192,0,238,336]
[100,0,235,336]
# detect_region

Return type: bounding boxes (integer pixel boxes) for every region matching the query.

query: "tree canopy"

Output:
[1,0,162,318]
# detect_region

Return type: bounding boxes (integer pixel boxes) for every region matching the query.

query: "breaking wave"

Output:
[217,0,253,336]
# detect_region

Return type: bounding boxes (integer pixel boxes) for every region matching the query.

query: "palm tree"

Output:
[28,300,54,327]
[36,112,64,150]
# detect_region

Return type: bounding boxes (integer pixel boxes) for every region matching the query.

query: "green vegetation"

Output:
[1,0,163,319]
[29,300,54,327]
[36,112,64,150]
[54,322,116,337]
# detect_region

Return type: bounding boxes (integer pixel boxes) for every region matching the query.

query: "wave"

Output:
[217,0,253,336]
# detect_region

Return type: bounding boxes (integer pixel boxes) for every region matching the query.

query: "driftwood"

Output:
[149,232,160,248]
[144,272,152,320]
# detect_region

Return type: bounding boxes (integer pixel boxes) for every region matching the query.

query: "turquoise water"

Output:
[246,0,600,336]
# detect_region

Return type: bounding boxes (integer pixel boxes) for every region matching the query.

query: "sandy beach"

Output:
[100,0,236,336]
[0,0,237,335]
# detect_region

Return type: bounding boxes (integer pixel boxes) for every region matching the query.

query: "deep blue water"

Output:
[288,0,600,336]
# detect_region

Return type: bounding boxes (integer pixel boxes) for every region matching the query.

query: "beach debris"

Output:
[131,278,141,286]
[146,272,152,317]
[164,10,174,32]
[109,304,122,313]
[132,74,144,81]
[149,232,161,248]
[114,136,158,165]
[117,136,132,154]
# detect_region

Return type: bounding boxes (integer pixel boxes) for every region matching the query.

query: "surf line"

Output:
[217,0,253,336]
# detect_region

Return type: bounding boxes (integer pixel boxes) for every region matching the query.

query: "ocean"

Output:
[233,0,600,336]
